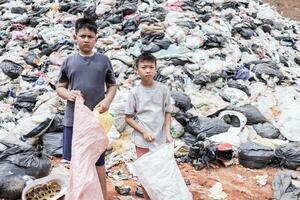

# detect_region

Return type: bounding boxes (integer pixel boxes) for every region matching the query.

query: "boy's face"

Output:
[136,60,156,82]
[74,28,96,55]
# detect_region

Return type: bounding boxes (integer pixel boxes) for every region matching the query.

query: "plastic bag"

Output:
[170,91,192,111]
[275,142,300,170]
[93,109,114,134]
[65,97,109,200]
[170,118,184,138]
[133,143,193,200]
[209,111,247,147]
[253,122,280,139]
[272,171,300,200]
[229,104,267,125]
[185,116,230,138]
[42,132,63,156]
[238,141,274,169]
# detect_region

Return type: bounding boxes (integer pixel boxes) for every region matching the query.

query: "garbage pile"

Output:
[0,0,300,199]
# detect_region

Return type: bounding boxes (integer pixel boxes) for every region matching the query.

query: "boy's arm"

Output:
[125,115,155,142]
[56,82,81,102]
[96,84,117,113]
[164,112,173,143]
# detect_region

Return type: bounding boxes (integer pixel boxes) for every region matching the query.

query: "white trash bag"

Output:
[133,143,192,200]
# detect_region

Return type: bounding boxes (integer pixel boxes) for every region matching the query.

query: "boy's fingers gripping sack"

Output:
[93,108,114,134]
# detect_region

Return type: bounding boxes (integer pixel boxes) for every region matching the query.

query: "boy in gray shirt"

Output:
[56,18,117,200]
[125,53,173,200]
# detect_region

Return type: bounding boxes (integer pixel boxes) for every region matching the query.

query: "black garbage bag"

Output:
[25,53,41,68]
[14,101,36,112]
[16,89,44,103]
[229,104,267,125]
[227,79,250,96]
[47,113,64,132]
[275,142,300,170]
[141,43,161,53]
[185,116,230,138]
[253,122,280,139]
[252,63,284,81]
[0,86,8,101]
[83,5,97,21]
[5,151,51,178]
[0,173,26,200]
[204,34,226,48]
[42,132,63,157]
[0,142,51,178]
[67,3,86,15]
[21,74,39,82]
[0,61,23,79]
[180,132,196,146]
[20,117,54,141]
[193,73,211,86]
[11,6,27,14]
[238,141,275,169]
[272,171,300,200]
[118,2,138,15]
[188,140,217,169]
[174,111,193,126]
[170,91,192,111]
[154,38,171,49]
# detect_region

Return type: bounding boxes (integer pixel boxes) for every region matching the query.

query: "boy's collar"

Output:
[78,51,95,57]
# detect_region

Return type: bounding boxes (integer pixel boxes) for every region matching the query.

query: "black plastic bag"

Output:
[238,141,274,169]
[0,173,26,200]
[185,116,230,138]
[0,142,51,178]
[16,89,45,103]
[0,161,29,200]
[193,73,211,86]
[252,63,284,81]
[174,111,193,126]
[5,151,51,178]
[42,132,63,156]
[20,117,54,141]
[272,171,300,200]
[25,53,41,68]
[47,113,64,132]
[275,142,300,170]
[229,104,266,125]
[0,61,23,79]
[170,91,192,111]
[14,101,36,111]
[253,122,280,139]
[180,132,196,146]
[83,5,97,21]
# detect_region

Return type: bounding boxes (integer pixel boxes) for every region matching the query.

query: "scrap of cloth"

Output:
[65,97,108,200]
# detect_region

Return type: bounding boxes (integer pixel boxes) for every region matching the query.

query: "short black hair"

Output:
[75,18,97,34]
[135,53,157,68]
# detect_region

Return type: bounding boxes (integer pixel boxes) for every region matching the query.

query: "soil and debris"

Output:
[0,0,300,199]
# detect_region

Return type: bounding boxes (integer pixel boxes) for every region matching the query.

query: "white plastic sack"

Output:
[209,111,247,147]
[133,143,192,200]
[277,100,300,142]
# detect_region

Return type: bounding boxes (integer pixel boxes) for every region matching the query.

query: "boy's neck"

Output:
[79,51,94,57]
[141,79,155,87]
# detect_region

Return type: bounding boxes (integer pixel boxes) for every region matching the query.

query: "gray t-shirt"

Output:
[58,52,116,126]
[125,81,172,148]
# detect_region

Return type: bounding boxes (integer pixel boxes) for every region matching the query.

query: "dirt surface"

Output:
[106,162,291,200]
[264,0,300,21]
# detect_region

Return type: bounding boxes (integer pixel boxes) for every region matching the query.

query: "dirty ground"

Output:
[264,0,300,21]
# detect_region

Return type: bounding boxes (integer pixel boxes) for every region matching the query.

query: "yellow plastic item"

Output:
[93,108,114,134]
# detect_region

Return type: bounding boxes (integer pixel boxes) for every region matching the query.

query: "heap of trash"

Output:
[0,0,300,199]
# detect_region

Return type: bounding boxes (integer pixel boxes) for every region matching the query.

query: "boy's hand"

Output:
[67,90,82,102]
[143,132,155,142]
[96,99,110,113]
[166,134,173,143]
